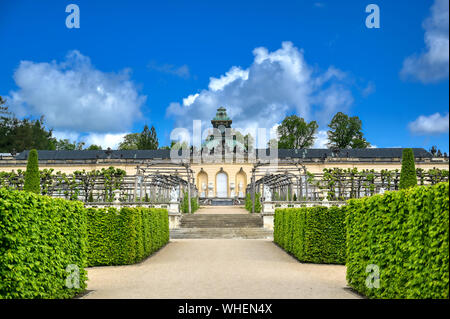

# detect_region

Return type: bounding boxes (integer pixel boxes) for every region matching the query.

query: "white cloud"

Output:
[312,130,329,148]
[82,132,129,149]
[208,67,249,91]
[312,84,354,122]
[147,61,190,79]
[183,93,199,106]
[401,0,449,83]
[166,42,354,134]
[408,112,449,135]
[52,130,81,142]
[7,50,146,133]
[362,81,376,97]
[52,130,128,149]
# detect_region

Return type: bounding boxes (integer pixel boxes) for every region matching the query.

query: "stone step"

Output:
[181,214,261,219]
[180,214,263,228]
[170,228,273,239]
[181,223,262,228]
[211,198,234,206]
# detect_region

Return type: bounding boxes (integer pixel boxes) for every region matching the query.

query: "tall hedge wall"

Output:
[0,188,87,299]
[86,207,169,266]
[346,182,449,299]
[274,206,346,264]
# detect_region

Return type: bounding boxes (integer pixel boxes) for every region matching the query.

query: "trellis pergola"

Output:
[246,160,316,213]
[135,161,197,213]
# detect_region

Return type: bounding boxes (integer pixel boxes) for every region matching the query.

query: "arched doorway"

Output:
[235,168,247,198]
[216,171,228,198]
[197,169,208,198]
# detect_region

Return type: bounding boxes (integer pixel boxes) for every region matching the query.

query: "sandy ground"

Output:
[82,239,359,299]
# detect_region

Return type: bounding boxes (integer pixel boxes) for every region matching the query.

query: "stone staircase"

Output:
[170,213,273,239]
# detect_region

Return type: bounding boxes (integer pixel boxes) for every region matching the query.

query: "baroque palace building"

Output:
[1,107,449,203]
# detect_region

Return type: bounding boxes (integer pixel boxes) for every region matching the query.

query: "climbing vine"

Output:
[0,166,126,202]
[307,167,448,200]
[1,166,448,203]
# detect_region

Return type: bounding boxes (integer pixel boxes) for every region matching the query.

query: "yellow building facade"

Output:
[1,107,449,200]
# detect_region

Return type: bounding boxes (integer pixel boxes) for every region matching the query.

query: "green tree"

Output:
[0,97,10,149]
[0,98,56,153]
[244,133,254,151]
[0,96,10,115]
[268,138,278,149]
[137,125,159,150]
[171,140,189,150]
[118,133,140,150]
[399,148,417,189]
[277,115,318,149]
[148,125,159,149]
[0,117,56,152]
[55,139,85,150]
[86,144,102,150]
[233,130,254,151]
[24,149,41,194]
[327,112,370,149]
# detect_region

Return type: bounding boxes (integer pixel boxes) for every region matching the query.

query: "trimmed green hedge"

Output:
[274,206,346,264]
[0,188,87,299]
[399,148,417,189]
[23,149,40,194]
[346,182,449,299]
[86,207,169,266]
[245,193,261,213]
[181,192,199,213]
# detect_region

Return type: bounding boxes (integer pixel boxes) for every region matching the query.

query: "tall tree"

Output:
[171,140,189,150]
[137,125,159,150]
[86,144,102,150]
[149,125,159,149]
[0,97,10,149]
[1,97,56,152]
[0,116,56,153]
[55,139,85,150]
[268,138,278,149]
[24,149,41,194]
[244,133,254,151]
[118,133,140,150]
[0,96,9,116]
[327,112,370,149]
[231,130,254,151]
[277,115,318,149]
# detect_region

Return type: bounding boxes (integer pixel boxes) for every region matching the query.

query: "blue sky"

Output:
[0,0,448,151]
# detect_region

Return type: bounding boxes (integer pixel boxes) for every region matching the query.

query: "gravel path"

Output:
[82,239,359,299]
